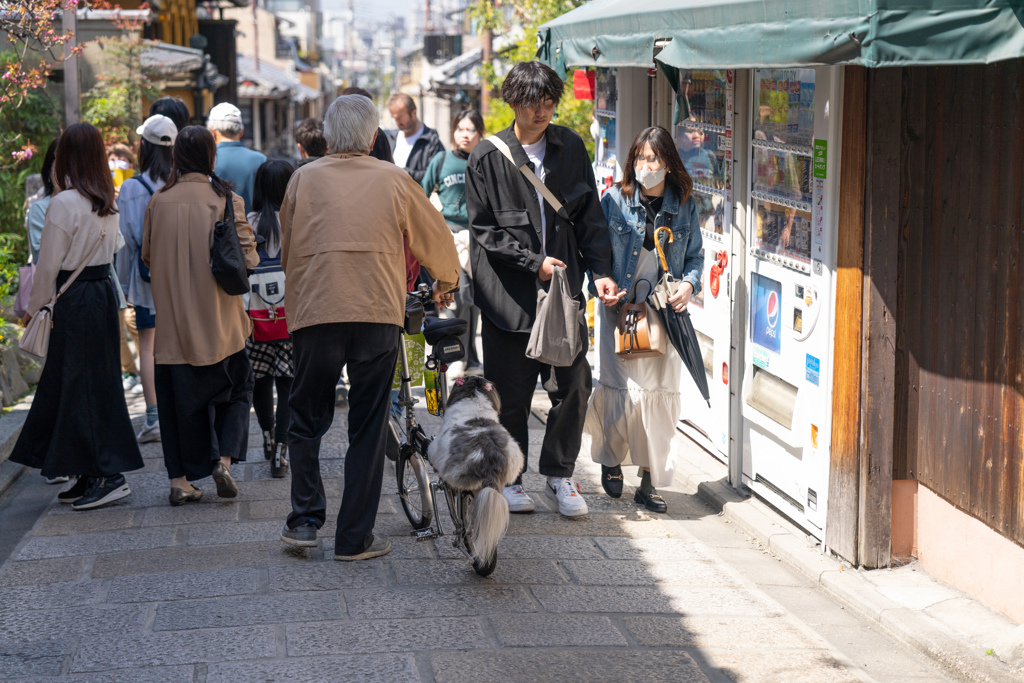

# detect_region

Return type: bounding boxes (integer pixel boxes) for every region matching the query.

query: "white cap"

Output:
[207,102,243,126]
[136,115,177,146]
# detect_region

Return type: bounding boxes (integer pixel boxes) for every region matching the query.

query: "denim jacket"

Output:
[597,184,704,297]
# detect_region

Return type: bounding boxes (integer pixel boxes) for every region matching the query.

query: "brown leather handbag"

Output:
[615,296,667,359]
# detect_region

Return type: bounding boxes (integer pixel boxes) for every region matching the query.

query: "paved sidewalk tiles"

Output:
[0,394,960,682]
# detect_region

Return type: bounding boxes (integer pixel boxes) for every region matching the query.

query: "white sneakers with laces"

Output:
[136,420,161,444]
[502,484,535,513]
[545,477,588,517]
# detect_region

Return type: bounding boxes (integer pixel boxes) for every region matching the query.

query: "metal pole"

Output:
[252,0,259,72]
[62,5,80,127]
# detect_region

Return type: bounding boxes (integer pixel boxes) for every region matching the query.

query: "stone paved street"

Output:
[0,391,956,682]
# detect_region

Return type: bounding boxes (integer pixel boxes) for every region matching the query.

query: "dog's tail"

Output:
[469,485,509,565]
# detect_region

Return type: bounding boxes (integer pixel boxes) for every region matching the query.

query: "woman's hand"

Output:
[431,281,455,310]
[21,313,31,326]
[667,281,694,312]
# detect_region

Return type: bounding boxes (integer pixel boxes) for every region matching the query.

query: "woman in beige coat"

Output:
[142,126,259,505]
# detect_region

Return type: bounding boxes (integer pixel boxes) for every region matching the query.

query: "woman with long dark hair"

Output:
[142,125,259,506]
[420,108,485,376]
[246,159,295,479]
[117,115,177,445]
[583,126,704,513]
[26,139,58,263]
[10,123,144,510]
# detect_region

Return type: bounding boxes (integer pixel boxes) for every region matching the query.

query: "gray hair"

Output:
[323,95,379,153]
[208,119,243,137]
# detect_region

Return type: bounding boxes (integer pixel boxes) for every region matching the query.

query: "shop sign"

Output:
[813,139,827,179]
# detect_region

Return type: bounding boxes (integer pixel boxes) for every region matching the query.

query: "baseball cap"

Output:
[136,115,177,146]
[208,102,243,126]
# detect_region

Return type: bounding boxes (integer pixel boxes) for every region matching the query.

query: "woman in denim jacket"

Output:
[583,127,704,513]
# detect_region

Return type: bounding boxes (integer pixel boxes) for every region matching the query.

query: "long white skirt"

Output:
[583,301,683,488]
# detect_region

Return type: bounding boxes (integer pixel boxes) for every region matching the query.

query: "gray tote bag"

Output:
[526,265,585,367]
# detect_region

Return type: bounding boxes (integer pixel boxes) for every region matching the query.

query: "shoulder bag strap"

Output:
[488,135,572,224]
[53,230,109,303]
[135,176,155,196]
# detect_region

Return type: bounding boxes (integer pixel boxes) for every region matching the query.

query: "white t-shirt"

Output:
[521,137,548,255]
[393,125,425,170]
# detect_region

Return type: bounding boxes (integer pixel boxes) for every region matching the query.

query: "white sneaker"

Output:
[122,374,140,392]
[136,420,161,443]
[502,484,535,513]
[131,382,144,396]
[545,477,588,517]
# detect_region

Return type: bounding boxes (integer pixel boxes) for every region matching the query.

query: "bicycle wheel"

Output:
[396,447,433,530]
[459,490,497,577]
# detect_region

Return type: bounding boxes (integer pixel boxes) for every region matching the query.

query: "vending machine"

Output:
[671,69,736,461]
[740,66,842,536]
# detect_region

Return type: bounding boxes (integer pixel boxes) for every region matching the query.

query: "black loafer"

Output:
[601,465,624,498]
[169,484,203,506]
[211,462,238,498]
[634,488,667,513]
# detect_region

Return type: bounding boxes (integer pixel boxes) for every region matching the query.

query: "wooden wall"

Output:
[891,60,1024,547]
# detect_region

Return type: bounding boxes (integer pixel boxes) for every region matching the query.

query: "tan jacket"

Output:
[142,174,259,366]
[280,153,459,332]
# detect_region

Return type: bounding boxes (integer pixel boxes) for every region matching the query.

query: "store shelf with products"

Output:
[678,119,727,134]
[750,190,811,212]
[751,137,813,158]
[693,182,727,198]
[750,246,812,274]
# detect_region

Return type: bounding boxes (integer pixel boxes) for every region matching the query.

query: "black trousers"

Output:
[480,314,591,480]
[253,375,292,443]
[287,322,400,555]
[155,349,253,481]
[454,269,480,366]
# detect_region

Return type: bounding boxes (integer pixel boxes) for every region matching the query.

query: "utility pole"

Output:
[347,0,355,87]
[62,3,79,127]
[424,0,431,31]
[252,0,260,71]
[480,0,492,115]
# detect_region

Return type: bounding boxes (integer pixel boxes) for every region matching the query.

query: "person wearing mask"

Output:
[246,159,295,479]
[143,126,259,506]
[385,93,444,184]
[278,95,460,560]
[584,127,704,513]
[10,123,144,510]
[116,114,177,444]
[465,61,618,518]
[209,102,266,213]
[294,118,327,167]
[420,108,485,377]
[149,96,191,132]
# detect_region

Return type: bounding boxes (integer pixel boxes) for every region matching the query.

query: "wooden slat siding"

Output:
[893,66,928,481]
[826,65,867,564]
[894,60,1024,548]
[857,67,901,568]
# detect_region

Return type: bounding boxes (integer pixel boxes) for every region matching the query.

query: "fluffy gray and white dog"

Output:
[427,375,524,563]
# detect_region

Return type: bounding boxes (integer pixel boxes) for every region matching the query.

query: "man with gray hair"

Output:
[278,94,461,561]
[209,102,266,213]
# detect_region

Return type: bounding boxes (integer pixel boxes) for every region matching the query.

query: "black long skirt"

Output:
[10,266,144,479]
[155,349,253,481]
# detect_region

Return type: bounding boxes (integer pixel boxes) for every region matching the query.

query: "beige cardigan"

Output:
[28,190,121,316]
[280,152,460,332]
[142,174,259,366]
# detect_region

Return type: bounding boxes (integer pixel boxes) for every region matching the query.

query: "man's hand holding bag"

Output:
[526,265,585,367]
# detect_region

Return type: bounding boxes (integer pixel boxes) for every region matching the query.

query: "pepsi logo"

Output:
[766,291,779,327]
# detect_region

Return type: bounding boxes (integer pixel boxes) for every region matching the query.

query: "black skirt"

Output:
[10,266,144,478]
[155,349,253,481]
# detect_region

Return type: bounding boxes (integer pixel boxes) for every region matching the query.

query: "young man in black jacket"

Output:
[466,61,619,518]
[385,93,444,183]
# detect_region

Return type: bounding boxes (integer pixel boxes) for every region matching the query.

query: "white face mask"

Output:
[634,167,666,190]
[109,159,131,170]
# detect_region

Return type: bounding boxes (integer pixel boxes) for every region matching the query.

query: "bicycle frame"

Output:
[394,325,475,559]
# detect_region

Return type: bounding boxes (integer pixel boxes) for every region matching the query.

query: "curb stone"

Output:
[683,446,1020,683]
[0,390,32,498]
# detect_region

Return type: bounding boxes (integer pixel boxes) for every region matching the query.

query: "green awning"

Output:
[538,0,1024,74]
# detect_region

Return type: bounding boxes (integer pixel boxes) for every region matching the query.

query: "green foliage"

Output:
[470,0,594,157]
[0,50,58,282]
[82,37,162,145]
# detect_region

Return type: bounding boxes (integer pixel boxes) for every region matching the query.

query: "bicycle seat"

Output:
[422,316,467,345]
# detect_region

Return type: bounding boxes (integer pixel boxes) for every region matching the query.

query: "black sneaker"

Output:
[57,477,91,504]
[281,519,318,547]
[72,475,131,511]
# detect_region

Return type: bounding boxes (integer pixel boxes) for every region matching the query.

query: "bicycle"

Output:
[387,285,499,577]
